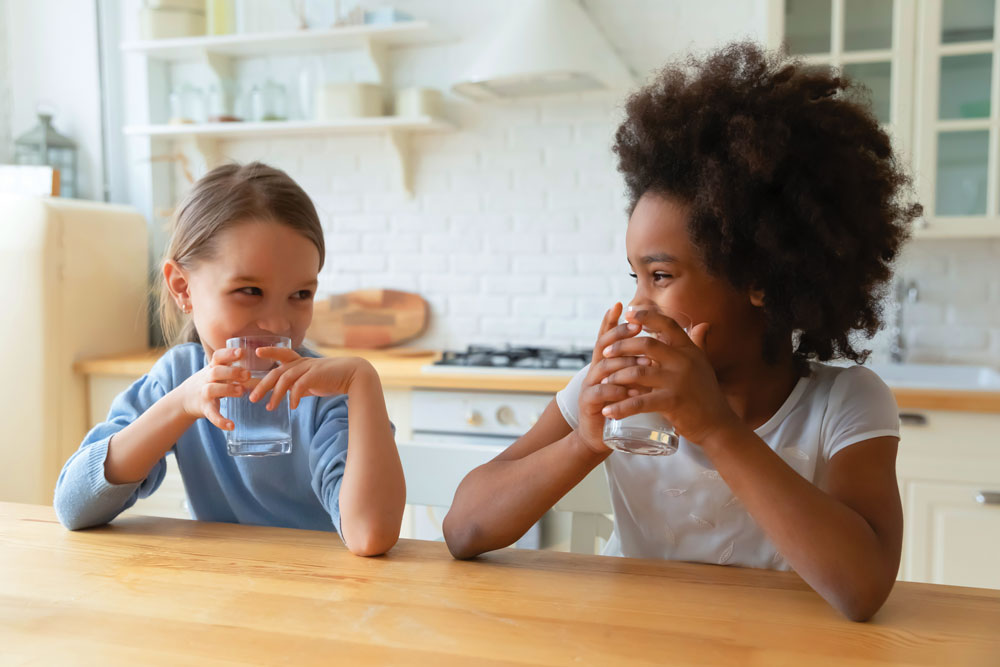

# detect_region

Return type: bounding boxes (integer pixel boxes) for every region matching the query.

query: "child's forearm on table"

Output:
[701,425,898,620]
[337,366,406,556]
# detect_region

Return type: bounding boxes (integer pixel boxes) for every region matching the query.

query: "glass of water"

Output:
[602,306,689,456]
[222,335,293,456]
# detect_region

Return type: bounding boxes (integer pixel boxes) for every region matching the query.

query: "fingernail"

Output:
[600,377,608,384]
[628,389,640,397]
[603,345,613,356]
[626,323,640,332]
[602,407,612,417]
[637,357,651,366]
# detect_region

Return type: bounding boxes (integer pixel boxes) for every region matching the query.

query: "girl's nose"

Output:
[256,311,291,336]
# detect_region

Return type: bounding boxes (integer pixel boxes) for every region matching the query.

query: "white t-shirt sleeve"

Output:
[822,365,900,461]
[555,364,590,430]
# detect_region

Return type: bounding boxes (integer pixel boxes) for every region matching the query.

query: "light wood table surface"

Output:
[2,503,998,666]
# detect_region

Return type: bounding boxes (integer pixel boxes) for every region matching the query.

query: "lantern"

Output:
[14,113,77,198]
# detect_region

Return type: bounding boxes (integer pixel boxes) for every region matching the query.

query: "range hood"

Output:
[452,0,634,101]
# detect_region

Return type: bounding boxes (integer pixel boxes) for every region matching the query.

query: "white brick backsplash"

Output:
[331,171,390,193]
[327,233,360,253]
[512,296,577,318]
[544,318,600,340]
[548,188,617,212]
[422,192,482,215]
[317,272,359,294]
[389,254,450,272]
[480,317,544,340]
[421,232,482,253]
[509,125,574,148]
[577,297,619,321]
[484,232,545,254]
[332,215,388,232]
[363,233,421,253]
[451,254,511,274]
[483,275,544,294]
[912,325,990,351]
[391,213,449,233]
[451,169,512,192]
[480,149,544,170]
[363,192,423,214]
[576,122,616,146]
[482,190,549,215]
[331,254,386,272]
[546,276,613,297]
[513,167,576,191]
[546,232,613,254]
[313,194,363,215]
[420,274,481,294]
[452,213,511,233]
[513,256,576,275]
[449,295,509,317]
[513,212,577,233]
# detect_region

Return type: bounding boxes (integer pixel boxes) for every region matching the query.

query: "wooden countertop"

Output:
[3,502,999,665]
[75,348,1000,412]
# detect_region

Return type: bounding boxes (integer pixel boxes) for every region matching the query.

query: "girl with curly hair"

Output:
[444,41,920,621]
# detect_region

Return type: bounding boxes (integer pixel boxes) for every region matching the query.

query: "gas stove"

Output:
[424,345,590,375]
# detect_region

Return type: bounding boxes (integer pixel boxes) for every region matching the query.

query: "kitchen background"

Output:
[1,0,998,364]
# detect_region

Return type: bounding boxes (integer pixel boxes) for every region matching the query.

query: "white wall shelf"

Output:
[124,117,453,196]
[120,22,444,81]
[121,20,456,197]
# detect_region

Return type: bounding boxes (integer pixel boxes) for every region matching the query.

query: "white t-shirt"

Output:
[555,362,900,569]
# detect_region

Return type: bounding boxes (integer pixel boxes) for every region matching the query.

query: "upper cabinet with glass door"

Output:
[769,0,1000,237]
[915,0,1000,236]
[768,0,916,156]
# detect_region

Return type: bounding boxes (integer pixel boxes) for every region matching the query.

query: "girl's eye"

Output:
[652,272,672,283]
[293,290,313,300]
[238,287,262,296]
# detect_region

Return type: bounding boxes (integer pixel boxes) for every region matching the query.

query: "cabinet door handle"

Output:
[975,491,1000,505]
[899,412,928,426]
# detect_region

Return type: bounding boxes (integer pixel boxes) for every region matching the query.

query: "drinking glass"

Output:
[602,306,690,456]
[222,335,293,456]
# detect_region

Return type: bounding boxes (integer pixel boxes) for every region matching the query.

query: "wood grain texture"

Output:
[308,289,429,349]
[2,503,998,666]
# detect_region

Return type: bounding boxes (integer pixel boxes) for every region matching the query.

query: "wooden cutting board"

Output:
[308,289,429,349]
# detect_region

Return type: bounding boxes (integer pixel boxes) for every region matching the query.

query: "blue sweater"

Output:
[54,343,354,534]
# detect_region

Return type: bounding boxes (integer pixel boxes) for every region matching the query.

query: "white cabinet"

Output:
[768,0,1000,237]
[904,480,1000,588]
[897,409,1000,588]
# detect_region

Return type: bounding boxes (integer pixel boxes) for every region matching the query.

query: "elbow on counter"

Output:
[342,524,401,558]
[442,510,484,560]
[831,579,896,623]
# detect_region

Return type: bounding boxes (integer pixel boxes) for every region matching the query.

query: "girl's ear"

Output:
[749,287,765,307]
[163,260,191,307]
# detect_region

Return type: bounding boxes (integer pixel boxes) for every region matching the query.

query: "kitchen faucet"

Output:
[888,278,919,364]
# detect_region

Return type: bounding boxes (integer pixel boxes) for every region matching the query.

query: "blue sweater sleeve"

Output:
[53,372,170,530]
[307,395,350,536]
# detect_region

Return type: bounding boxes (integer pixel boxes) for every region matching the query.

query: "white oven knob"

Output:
[496,406,517,426]
[465,410,484,426]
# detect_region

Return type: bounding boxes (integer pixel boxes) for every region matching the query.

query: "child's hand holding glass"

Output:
[247,347,377,410]
[178,345,250,432]
[598,306,741,449]
[575,302,653,455]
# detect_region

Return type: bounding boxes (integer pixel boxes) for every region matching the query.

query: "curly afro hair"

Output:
[613,41,921,367]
